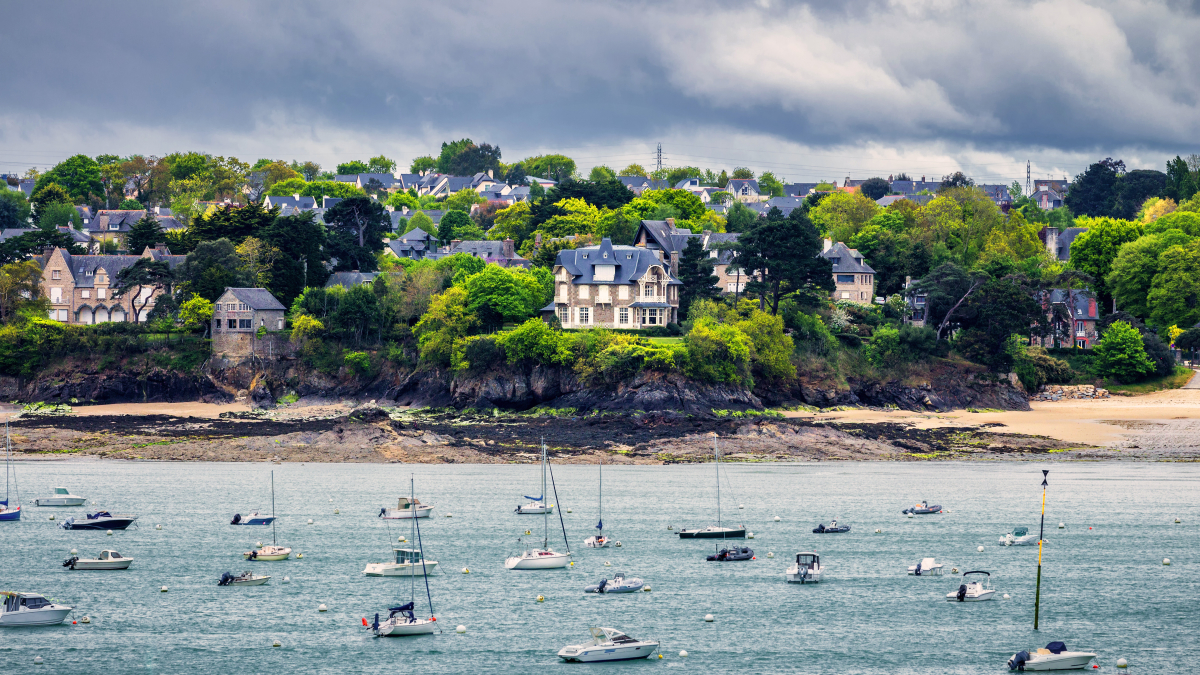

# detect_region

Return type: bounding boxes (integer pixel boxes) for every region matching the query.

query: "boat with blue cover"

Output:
[1008,642,1096,670]
[812,519,851,533]
[707,546,754,561]
[59,511,138,530]
[0,422,19,522]
[902,501,943,515]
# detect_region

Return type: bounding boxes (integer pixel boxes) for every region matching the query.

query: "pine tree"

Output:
[677,236,720,321]
[126,214,164,254]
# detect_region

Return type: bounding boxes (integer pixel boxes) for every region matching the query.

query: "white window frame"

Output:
[578,307,590,325]
[558,306,570,325]
[618,307,629,325]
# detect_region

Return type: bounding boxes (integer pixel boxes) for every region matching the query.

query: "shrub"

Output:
[786,310,837,354]
[452,335,505,373]
[684,318,753,386]
[494,319,571,366]
[897,325,946,358]
[1093,321,1155,383]
[863,325,902,367]
[343,351,372,376]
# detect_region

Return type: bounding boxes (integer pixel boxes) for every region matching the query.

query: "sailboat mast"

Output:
[412,473,435,623]
[271,470,277,546]
[598,459,602,534]
[542,439,548,549]
[410,474,416,604]
[1034,469,1049,629]
[715,436,721,530]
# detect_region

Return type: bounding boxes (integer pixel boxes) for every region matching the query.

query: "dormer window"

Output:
[109,222,119,230]
[829,257,840,265]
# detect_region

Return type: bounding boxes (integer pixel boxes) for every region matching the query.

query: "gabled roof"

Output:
[262,195,316,210]
[325,271,377,288]
[88,210,146,233]
[222,287,286,311]
[704,232,739,265]
[784,183,819,197]
[447,240,527,264]
[821,241,875,274]
[1047,289,1097,318]
[726,179,760,194]
[765,196,806,217]
[53,249,185,288]
[636,220,699,255]
[400,226,434,242]
[555,238,679,285]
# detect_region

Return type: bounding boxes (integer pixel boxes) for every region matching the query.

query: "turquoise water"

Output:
[2,460,1197,674]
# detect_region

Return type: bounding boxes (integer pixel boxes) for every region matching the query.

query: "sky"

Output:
[2,0,1199,187]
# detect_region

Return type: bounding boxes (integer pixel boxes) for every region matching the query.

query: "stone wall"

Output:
[211,331,294,361]
[1031,384,1110,401]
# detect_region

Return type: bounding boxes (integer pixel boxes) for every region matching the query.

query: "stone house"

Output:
[725,179,761,202]
[633,219,697,276]
[211,287,287,357]
[385,227,437,260]
[544,238,681,329]
[37,245,185,324]
[700,232,745,294]
[1035,289,1099,349]
[820,239,875,305]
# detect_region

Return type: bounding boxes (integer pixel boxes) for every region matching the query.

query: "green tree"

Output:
[758,171,785,198]
[324,196,390,272]
[1114,169,1168,220]
[522,154,576,182]
[35,154,104,203]
[1069,216,1143,306]
[1165,155,1198,202]
[910,263,987,341]
[446,144,502,176]
[178,296,214,335]
[443,188,485,213]
[438,210,473,245]
[0,191,32,227]
[260,210,330,306]
[859,177,890,201]
[336,160,370,175]
[731,167,754,180]
[954,275,1042,370]
[190,201,279,244]
[367,156,397,174]
[177,239,250,301]
[0,229,85,266]
[462,265,545,330]
[435,140,475,174]
[1148,240,1200,329]
[166,151,211,181]
[618,164,648,177]
[677,236,719,320]
[407,211,437,235]
[113,259,174,324]
[1093,321,1155,382]
[735,208,833,314]
[0,260,47,324]
[724,201,758,233]
[126,214,164,254]
[588,166,617,182]
[30,183,72,223]
[36,202,80,231]
[414,286,476,365]
[1107,231,1193,319]
[684,318,753,385]
[266,177,308,196]
[118,198,144,210]
[410,156,437,174]
[1145,211,1200,237]
[1065,158,1124,217]
[864,324,902,367]
[300,181,364,200]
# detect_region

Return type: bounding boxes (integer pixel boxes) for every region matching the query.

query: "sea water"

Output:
[2,460,1197,674]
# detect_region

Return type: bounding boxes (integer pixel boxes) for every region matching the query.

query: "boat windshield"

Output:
[1013,527,1029,537]
[22,596,51,609]
[55,488,70,495]
[797,554,817,565]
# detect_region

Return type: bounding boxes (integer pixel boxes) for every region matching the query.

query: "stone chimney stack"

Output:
[1045,227,1059,259]
[665,217,675,227]
[502,238,515,259]
[534,232,543,248]
[823,238,832,252]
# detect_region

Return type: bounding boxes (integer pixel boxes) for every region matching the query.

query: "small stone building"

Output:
[821,239,876,305]
[211,287,287,358]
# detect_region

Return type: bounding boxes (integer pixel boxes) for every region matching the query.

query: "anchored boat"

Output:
[584,572,645,594]
[0,422,19,521]
[243,471,291,561]
[218,571,270,586]
[0,592,72,626]
[947,571,996,602]
[679,436,747,542]
[902,501,943,515]
[1008,642,1096,671]
[230,511,275,526]
[34,487,87,507]
[59,511,139,530]
[907,557,944,576]
[368,475,438,637]
[380,496,434,519]
[1001,526,1040,546]
[506,440,571,570]
[812,519,851,533]
[363,548,439,577]
[63,550,133,570]
[786,552,823,583]
[558,627,659,662]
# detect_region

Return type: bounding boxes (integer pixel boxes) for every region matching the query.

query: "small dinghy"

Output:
[59,511,138,530]
[230,511,275,526]
[218,571,270,586]
[812,519,850,533]
[902,501,943,515]
[558,627,659,662]
[584,572,645,594]
[0,592,72,626]
[786,552,823,583]
[34,486,86,507]
[1001,526,1041,546]
[707,546,754,561]
[63,550,133,570]
[946,570,995,602]
[380,496,434,519]
[1008,642,1096,671]
[907,557,944,576]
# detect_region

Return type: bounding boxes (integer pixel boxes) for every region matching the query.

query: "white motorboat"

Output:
[506,440,572,570]
[516,500,553,514]
[368,475,439,638]
[34,486,86,507]
[1001,526,1041,546]
[679,437,746,543]
[1008,642,1097,671]
[364,548,439,577]
[947,570,996,602]
[1,422,20,522]
[558,627,660,662]
[583,458,611,548]
[218,571,271,586]
[379,496,434,519]
[0,592,72,626]
[787,552,823,583]
[243,470,291,561]
[907,557,944,576]
[584,572,645,594]
[63,550,133,570]
[230,511,275,526]
[370,602,435,636]
[59,511,139,530]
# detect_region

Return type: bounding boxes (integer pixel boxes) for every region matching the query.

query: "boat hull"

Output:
[1001,534,1041,546]
[363,561,439,577]
[0,607,73,626]
[947,590,995,602]
[515,504,552,515]
[505,553,570,569]
[377,619,436,636]
[786,566,822,583]
[244,547,292,561]
[907,567,944,576]
[232,518,276,526]
[60,517,137,530]
[35,498,86,507]
[1008,652,1096,671]
[380,506,433,519]
[231,576,270,586]
[583,536,610,548]
[0,507,19,521]
[71,559,133,570]
[677,528,745,539]
[558,642,659,662]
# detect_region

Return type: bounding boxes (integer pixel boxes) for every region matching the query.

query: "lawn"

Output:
[1107,366,1196,395]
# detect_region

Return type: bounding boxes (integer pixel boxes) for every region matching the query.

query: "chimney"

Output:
[450,239,462,251]
[823,238,832,252]
[43,246,56,256]
[487,169,493,179]
[535,232,543,248]
[155,242,168,252]
[665,217,675,227]
[921,176,925,182]
[905,275,912,288]
[502,238,515,259]
[1045,227,1059,258]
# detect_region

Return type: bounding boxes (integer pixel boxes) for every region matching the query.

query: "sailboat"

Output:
[677,436,746,540]
[515,453,553,515]
[583,458,609,548]
[0,420,20,522]
[243,471,291,561]
[369,475,437,637]
[505,440,572,570]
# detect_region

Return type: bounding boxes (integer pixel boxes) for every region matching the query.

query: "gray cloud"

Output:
[1,0,1198,180]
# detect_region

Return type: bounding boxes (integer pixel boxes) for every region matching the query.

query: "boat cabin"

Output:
[98,550,123,560]
[1012,527,1029,538]
[391,548,426,565]
[2,592,51,612]
[795,552,820,570]
[53,487,72,495]
[396,497,424,509]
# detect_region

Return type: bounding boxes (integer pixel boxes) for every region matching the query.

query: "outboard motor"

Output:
[956,584,967,602]
[59,518,73,530]
[372,613,380,631]
[248,550,258,560]
[379,508,387,518]
[814,524,826,533]
[63,556,79,569]
[231,513,241,525]
[1008,650,1030,671]
[914,561,923,576]
[596,578,608,593]
[218,572,234,586]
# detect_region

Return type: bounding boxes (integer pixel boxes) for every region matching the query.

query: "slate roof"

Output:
[821,241,875,274]
[765,196,807,217]
[223,287,286,311]
[88,210,145,234]
[18,179,35,198]
[784,183,819,197]
[1047,289,1098,318]
[0,228,37,242]
[1055,227,1088,261]
[322,197,343,209]
[636,220,699,255]
[356,173,402,189]
[54,249,186,288]
[876,194,935,207]
[262,195,317,210]
[726,179,760,195]
[444,240,529,266]
[888,180,941,195]
[704,232,740,265]
[325,271,378,288]
[555,238,681,286]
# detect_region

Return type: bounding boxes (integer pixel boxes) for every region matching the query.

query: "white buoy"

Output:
[318,604,328,612]
[307,519,313,525]
[81,616,90,624]
[334,509,339,515]
[875,529,881,533]
[679,650,688,658]
[273,640,281,648]
[747,532,755,539]
[106,530,113,536]
[977,546,984,552]
[456,625,466,634]
[297,553,303,559]
[257,541,263,547]
[1117,657,1128,668]
[907,513,914,518]
[536,595,545,603]
[399,536,406,542]
[567,509,572,513]
[462,567,470,574]
[1058,522,1064,528]
[704,614,714,622]
[615,541,622,547]
[446,513,453,518]
[282,577,290,584]
[739,504,744,509]
[767,552,775,558]
[329,498,333,502]
[773,516,780,522]
[49,515,54,520]
[604,561,611,566]
[642,585,651,592]
[1003,594,1011,599]
[1163,558,1171,565]
[70,549,78,555]
[160,586,168,592]
[156,524,162,530]
[1175,518,1181,524]
[34,656,43,665]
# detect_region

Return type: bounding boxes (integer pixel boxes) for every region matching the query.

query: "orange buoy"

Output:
[361,618,368,626]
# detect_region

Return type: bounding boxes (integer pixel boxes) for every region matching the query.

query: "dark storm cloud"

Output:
[2,0,1199,165]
